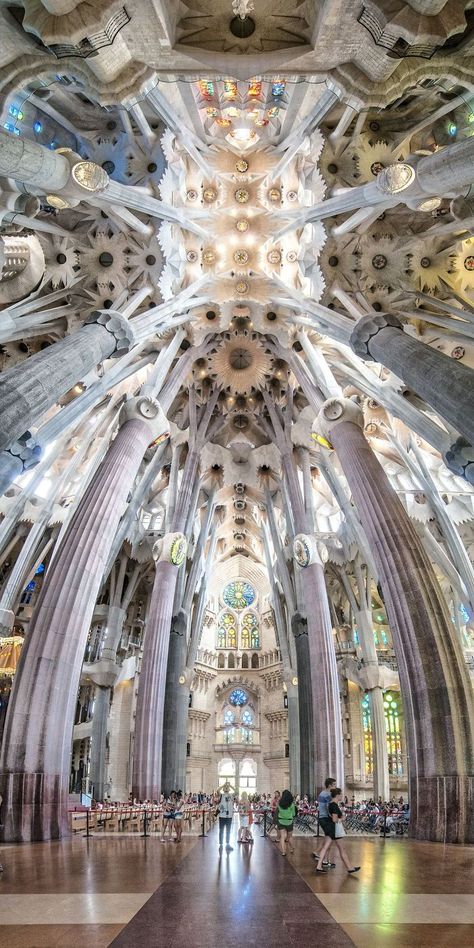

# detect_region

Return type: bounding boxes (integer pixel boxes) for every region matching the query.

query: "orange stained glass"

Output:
[224,80,238,99]
[248,80,262,97]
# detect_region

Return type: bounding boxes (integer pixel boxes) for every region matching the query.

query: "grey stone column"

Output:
[317,397,474,842]
[161,610,188,795]
[291,611,314,797]
[0,396,168,841]
[0,128,71,191]
[0,311,134,452]
[350,313,474,445]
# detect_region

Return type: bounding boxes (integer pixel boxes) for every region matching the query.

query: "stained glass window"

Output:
[241,728,253,744]
[224,709,235,725]
[384,691,403,776]
[198,80,215,100]
[229,688,247,706]
[241,612,260,649]
[241,708,253,726]
[223,79,238,99]
[271,79,286,97]
[223,581,255,611]
[217,611,237,649]
[361,694,373,777]
[248,79,262,97]
[224,727,235,744]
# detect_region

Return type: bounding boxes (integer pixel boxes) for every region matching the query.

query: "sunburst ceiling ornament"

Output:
[210,336,272,394]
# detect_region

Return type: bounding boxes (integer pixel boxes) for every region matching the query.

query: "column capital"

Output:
[119,394,169,446]
[349,311,403,361]
[5,433,42,474]
[444,437,474,486]
[315,396,364,441]
[153,532,187,567]
[86,309,136,356]
[293,534,327,568]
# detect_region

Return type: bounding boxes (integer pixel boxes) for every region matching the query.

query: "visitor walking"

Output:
[174,792,184,843]
[217,782,234,851]
[313,777,337,870]
[314,788,361,874]
[277,789,296,856]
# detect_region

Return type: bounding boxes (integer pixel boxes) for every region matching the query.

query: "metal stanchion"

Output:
[382,810,387,838]
[141,809,149,838]
[198,808,208,837]
[263,809,267,837]
[83,809,93,838]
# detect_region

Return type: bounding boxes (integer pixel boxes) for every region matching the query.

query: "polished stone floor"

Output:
[0,824,473,946]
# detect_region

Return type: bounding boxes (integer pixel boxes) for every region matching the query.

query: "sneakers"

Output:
[323,861,336,868]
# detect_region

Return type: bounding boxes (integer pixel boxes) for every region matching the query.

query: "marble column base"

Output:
[410,774,474,843]
[0,771,70,842]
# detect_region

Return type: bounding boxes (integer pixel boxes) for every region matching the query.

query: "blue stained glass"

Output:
[34,120,43,134]
[241,708,253,725]
[459,603,471,623]
[223,580,255,611]
[26,580,36,591]
[224,709,235,725]
[271,79,286,97]
[35,563,45,575]
[229,688,247,706]
[3,123,20,135]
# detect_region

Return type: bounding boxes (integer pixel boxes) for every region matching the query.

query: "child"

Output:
[238,799,254,844]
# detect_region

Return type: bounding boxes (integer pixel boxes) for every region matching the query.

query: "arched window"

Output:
[241,611,260,649]
[241,728,253,744]
[361,694,373,778]
[251,653,259,669]
[241,653,249,669]
[217,611,237,649]
[228,652,235,668]
[239,758,257,792]
[224,709,235,726]
[224,727,235,744]
[384,691,403,776]
[218,758,236,790]
[218,653,225,668]
[241,708,253,726]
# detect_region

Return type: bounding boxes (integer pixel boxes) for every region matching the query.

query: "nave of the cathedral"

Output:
[0,0,474,944]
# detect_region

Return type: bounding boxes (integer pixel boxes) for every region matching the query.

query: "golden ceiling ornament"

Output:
[71,161,109,192]
[234,248,249,265]
[235,187,250,203]
[268,187,281,202]
[236,280,249,294]
[267,249,281,264]
[202,248,216,265]
[236,218,249,232]
[203,187,217,203]
[46,194,70,209]
[236,158,249,173]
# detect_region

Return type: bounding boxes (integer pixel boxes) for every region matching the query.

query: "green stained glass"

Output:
[361,694,373,777]
[384,691,403,776]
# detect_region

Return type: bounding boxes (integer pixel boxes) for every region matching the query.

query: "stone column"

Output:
[88,604,127,802]
[291,611,314,796]
[161,610,188,795]
[316,397,474,842]
[350,312,474,445]
[131,533,187,801]
[0,128,70,191]
[0,311,134,452]
[0,395,169,841]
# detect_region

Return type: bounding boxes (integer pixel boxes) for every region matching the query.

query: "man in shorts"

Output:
[312,777,337,870]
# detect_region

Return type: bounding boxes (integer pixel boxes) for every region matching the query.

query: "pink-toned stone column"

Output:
[0,396,169,841]
[316,397,474,843]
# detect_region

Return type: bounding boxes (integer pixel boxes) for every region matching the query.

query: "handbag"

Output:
[335,820,346,838]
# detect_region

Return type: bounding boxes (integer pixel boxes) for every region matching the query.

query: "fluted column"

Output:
[132,534,187,800]
[350,312,474,444]
[88,605,127,801]
[370,687,390,804]
[0,128,70,191]
[316,397,474,842]
[293,538,344,791]
[0,396,169,841]
[0,311,134,452]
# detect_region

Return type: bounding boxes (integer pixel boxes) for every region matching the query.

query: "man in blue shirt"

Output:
[313,777,336,870]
